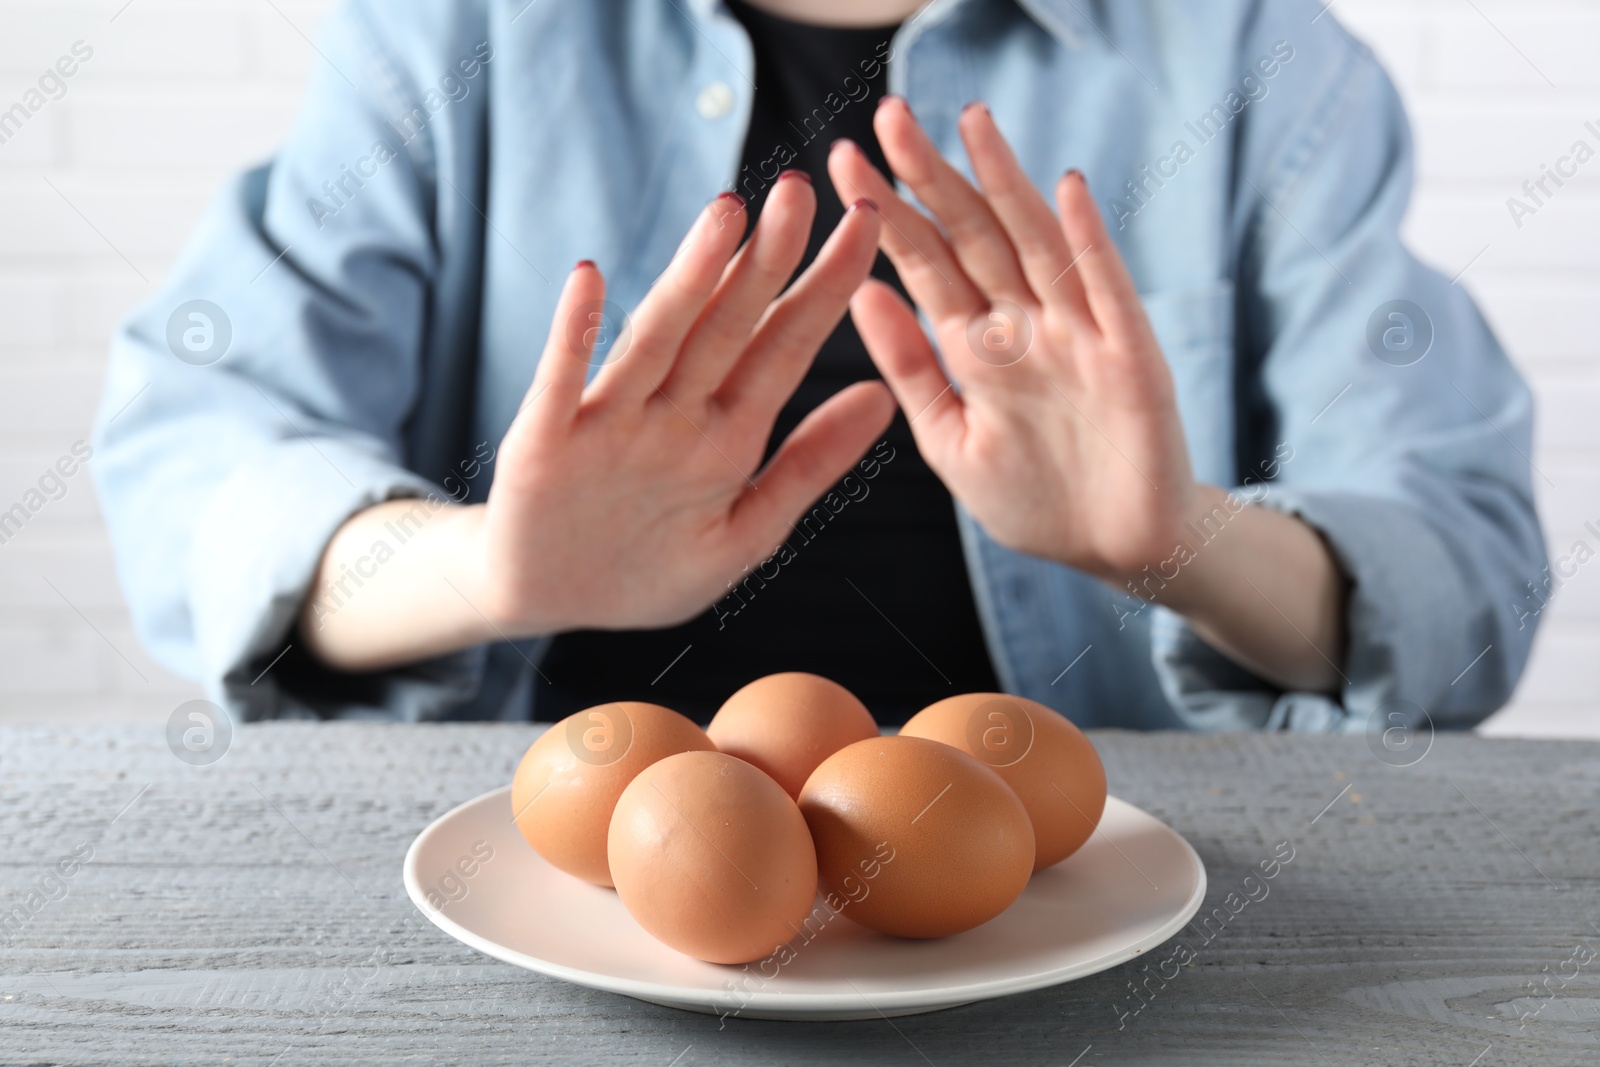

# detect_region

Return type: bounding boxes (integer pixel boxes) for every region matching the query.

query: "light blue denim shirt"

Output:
[92,0,1545,731]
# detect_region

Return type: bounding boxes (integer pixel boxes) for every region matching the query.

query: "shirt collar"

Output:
[686,0,1093,50]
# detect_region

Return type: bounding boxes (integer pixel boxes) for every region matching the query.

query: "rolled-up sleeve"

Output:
[1150,23,1546,732]
[91,2,489,720]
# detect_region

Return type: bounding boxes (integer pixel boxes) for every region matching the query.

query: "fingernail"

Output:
[961,100,989,117]
[849,197,879,213]
[1066,168,1088,190]
[830,138,855,154]
[574,259,595,271]
[876,94,915,118]
[715,191,746,209]
[778,168,812,184]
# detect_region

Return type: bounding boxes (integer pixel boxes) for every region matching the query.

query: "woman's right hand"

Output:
[302,175,892,670]
[473,177,892,636]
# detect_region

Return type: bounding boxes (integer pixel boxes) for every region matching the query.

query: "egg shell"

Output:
[901,692,1107,870]
[707,672,880,798]
[798,735,1034,939]
[511,702,714,887]
[608,750,819,965]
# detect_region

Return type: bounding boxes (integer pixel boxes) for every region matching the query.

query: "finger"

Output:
[1055,169,1145,343]
[826,138,985,324]
[591,192,749,404]
[661,171,815,402]
[849,278,964,450]
[873,96,1032,303]
[518,260,607,431]
[957,104,1093,325]
[730,380,896,554]
[715,198,881,425]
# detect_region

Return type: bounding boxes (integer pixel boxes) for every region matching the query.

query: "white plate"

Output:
[404,786,1206,1021]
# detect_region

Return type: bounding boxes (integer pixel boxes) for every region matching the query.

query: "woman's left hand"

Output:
[831,99,1350,695]
[828,98,1198,584]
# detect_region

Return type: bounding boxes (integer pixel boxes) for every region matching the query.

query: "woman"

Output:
[93,0,1544,730]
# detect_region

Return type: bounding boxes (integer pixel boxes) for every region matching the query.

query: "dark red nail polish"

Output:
[575,259,596,272]
[849,197,879,213]
[778,168,811,184]
[877,94,912,118]
[715,191,746,209]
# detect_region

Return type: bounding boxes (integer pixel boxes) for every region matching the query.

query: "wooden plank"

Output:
[0,725,1597,1065]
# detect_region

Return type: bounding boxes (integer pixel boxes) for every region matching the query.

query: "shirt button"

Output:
[696,81,734,120]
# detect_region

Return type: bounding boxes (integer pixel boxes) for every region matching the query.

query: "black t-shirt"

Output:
[531,0,1000,726]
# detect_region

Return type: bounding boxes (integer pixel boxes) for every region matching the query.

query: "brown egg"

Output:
[510,702,714,887]
[901,692,1107,870]
[798,735,1033,939]
[608,750,818,964]
[707,672,880,798]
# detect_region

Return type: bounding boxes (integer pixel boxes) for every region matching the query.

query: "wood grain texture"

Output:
[1,725,1597,1066]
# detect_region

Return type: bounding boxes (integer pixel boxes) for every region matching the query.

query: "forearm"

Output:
[1126,484,1348,693]
[298,499,502,672]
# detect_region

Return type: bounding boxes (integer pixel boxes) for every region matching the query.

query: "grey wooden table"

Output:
[2,724,1597,1066]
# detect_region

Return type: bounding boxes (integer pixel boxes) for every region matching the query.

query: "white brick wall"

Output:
[0,0,1593,734]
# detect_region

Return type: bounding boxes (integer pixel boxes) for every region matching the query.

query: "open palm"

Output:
[829,99,1198,581]
[479,178,894,634]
